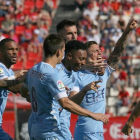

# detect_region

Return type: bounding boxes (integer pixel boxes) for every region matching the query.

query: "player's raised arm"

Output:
[121,100,140,136]
[107,19,138,68]
[70,80,101,104]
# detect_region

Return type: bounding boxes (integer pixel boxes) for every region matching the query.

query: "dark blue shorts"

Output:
[0,126,14,140]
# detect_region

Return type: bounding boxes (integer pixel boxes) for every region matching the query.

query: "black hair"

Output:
[43,34,65,57]
[84,41,98,50]
[65,40,86,55]
[56,19,76,33]
[0,38,15,51]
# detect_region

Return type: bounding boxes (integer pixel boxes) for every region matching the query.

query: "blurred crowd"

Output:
[0,0,59,69]
[75,0,140,116]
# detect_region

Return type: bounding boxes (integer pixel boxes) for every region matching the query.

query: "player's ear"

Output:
[67,52,72,60]
[56,49,60,58]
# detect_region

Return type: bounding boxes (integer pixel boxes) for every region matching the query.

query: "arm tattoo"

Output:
[4,79,20,87]
[107,31,129,68]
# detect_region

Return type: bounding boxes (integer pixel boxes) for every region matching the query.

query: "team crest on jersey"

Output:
[57,80,65,91]
[0,67,4,76]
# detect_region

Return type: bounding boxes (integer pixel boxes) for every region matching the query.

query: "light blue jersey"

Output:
[0,62,14,126]
[55,63,78,140]
[26,62,68,139]
[73,66,114,140]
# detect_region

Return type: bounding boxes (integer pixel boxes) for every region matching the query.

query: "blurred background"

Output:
[1,0,140,139]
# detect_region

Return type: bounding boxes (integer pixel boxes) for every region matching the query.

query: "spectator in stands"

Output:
[74,0,86,12]
[116,86,130,114]
[29,8,39,25]
[99,0,110,15]
[83,2,99,21]
[86,29,100,44]
[77,28,87,43]
[0,30,5,41]
[38,10,52,30]
[9,30,19,44]
[36,21,49,39]
[21,23,33,43]
[43,0,54,18]
[134,38,140,55]
[1,14,14,33]
[128,86,140,114]
[117,16,126,32]
[0,0,8,16]
[15,5,29,25]
[128,66,137,87]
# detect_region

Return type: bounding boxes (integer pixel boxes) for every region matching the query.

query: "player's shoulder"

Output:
[55,63,64,72]
[36,62,56,74]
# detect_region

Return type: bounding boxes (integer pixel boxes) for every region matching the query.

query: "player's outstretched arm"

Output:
[121,100,140,136]
[69,80,101,104]
[107,19,138,68]
[58,97,109,124]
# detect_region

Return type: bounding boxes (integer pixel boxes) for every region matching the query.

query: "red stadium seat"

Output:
[24,60,35,70]
[12,61,23,70]
[28,52,39,61]
[24,1,35,9]
[15,25,25,35]
[36,0,44,9]
[0,17,5,22]
[3,34,9,38]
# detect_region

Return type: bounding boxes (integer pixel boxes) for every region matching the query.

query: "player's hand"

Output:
[82,80,101,93]
[85,57,107,72]
[125,18,138,32]
[121,123,133,136]
[15,70,28,79]
[91,113,109,124]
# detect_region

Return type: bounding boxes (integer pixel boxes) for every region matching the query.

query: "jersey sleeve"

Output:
[0,67,7,79]
[45,72,68,101]
[71,78,80,92]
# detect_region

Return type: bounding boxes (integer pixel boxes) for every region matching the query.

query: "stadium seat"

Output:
[36,0,44,9]
[110,88,119,96]
[24,60,35,70]
[24,1,35,9]
[117,106,129,116]
[15,25,25,35]
[107,97,117,106]
[12,61,23,70]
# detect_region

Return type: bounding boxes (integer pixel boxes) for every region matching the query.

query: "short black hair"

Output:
[0,38,15,51]
[65,40,86,55]
[43,34,65,57]
[56,19,76,33]
[84,41,98,50]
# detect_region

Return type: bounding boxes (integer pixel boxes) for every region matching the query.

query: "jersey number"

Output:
[31,87,38,113]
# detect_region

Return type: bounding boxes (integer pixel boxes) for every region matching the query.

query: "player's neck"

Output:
[43,57,58,69]
[62,59,72,71]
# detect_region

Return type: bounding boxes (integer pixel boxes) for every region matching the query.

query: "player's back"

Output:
[27,62,62,137]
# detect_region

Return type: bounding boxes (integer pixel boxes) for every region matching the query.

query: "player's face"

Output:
[87,44,102,60]
[71,49,87,71]
[61,25,78,42]
[2,41,19,65]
